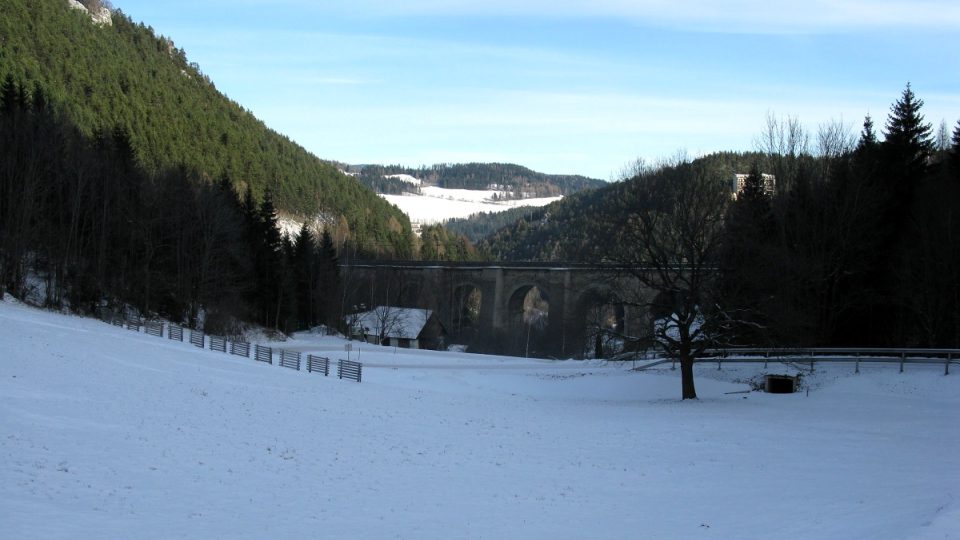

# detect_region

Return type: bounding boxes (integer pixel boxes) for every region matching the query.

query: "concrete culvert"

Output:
[765,375,796,394]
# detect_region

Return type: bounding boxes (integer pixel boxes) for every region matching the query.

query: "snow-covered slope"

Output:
[382,185,561,225]
[2,298,959,539]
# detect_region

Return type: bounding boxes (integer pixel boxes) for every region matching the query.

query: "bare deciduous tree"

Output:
[611,157,730,399]
[755,111,810,157]
[816,118,857,159]
[935,119,951,152]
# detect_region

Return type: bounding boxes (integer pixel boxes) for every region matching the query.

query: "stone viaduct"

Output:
[341,261,656,358]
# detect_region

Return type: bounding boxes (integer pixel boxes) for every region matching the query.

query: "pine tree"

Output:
[857,114,877,150]
[254,190,284,328]
[740,162,767,201]
[951,120,960,177]
[0,74,18,113]
[316,229,341,329]
[883,83,934,182]
[719,162,775,344]
[291,222,315,330]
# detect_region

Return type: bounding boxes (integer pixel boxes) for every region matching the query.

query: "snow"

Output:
[2,297,959,539]
[382,186,561,225]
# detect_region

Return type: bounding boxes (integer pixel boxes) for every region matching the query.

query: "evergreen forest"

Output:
[0,0,414,334]
[0,0,415,255]
[481,87,960,348]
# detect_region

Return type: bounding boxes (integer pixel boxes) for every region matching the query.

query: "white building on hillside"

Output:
[731,173,776,199]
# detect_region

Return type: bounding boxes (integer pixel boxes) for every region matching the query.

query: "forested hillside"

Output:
[0,0,413,256]
[0,0,416,333]
[444,206,548,244]
[482,89,960,349]
[480,152,761,261]
[349,162,605,197]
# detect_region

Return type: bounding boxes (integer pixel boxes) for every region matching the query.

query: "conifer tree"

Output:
[740,163,767,202]
[254,190,284,328]
[883,83,934,183]
[951,120,960,177]
[719,162,775,344]
[292,222,315,330]
[0,75,18,113]
[857,114,877,150]
[316,229,341,329]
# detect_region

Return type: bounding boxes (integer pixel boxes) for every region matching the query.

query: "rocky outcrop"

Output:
[68,0,112,26]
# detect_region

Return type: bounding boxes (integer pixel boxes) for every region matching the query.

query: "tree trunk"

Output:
[680,354,697,400]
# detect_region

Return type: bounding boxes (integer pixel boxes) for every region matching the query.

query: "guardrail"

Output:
[639,347,960,375]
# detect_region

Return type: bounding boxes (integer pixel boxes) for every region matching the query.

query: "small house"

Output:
[348,306,447,350]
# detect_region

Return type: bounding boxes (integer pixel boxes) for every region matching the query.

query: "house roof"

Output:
[353,306,433,340]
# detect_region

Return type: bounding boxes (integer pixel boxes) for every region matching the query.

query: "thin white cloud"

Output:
[254,0,960,33]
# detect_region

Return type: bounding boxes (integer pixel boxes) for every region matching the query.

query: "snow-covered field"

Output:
[2,297,959,539]
[382,186,561,225]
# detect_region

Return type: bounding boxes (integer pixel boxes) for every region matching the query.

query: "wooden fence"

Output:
[307,355,330,376]
[255,344,273,364]
[210,335,227,353]
[338,359,362,382]
[190,329,204,348]
[279,350,301,370]
[169,324,183,341]
[231,341,250,358]
[99,315,363,383]
[145,321,163,337]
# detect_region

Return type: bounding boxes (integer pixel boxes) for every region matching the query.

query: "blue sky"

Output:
[115,1,959,179]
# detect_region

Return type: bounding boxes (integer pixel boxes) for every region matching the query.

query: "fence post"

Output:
[946,353,951,376]
[764,350,768,369]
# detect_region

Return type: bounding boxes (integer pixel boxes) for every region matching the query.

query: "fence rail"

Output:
[210,335,227,353]
[168,324,183,341]
[231,341,250,358]
[663,347,960,375]
[307,355,330,376]
[338,359,362,382]
[145,321,163,337]
[280,350,301,371]
[255,344,273,364]
[190,329,205,348]
[99,315,363,384]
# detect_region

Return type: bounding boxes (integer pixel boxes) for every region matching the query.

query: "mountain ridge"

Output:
[343,162,606,198]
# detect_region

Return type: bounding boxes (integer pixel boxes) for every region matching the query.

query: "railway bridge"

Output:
[341,261,657,358]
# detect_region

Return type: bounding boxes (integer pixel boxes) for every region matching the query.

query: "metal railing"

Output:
[635,347,960,375]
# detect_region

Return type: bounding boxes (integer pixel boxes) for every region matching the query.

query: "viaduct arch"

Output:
[341,261,656,358]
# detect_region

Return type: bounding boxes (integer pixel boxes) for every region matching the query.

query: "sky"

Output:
[113,1,959,180]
